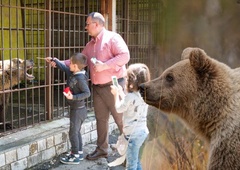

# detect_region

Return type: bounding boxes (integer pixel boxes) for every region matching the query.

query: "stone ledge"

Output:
[0,112,118,170]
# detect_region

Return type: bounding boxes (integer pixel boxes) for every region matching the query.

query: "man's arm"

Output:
[94,34,130,72]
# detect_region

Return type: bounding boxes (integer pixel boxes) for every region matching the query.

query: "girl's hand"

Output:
[110,85,118,96]
[111,85,125,98]
[63,91,73,100]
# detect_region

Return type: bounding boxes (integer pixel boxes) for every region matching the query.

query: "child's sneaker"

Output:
[60,154,80,165]
[79,153,84,161]
[65,151,84,160]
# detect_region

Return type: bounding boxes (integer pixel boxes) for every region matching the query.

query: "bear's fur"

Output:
[0,58,34,128]
[0,58,34,90]
[141,47,240,170]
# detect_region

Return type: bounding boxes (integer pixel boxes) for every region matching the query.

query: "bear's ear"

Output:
[181,47,192,60]
[188,48,211,72]
[181,47,207,60]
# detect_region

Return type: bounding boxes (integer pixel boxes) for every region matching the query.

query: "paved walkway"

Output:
[53,144,124,170]
[30,135,125,170]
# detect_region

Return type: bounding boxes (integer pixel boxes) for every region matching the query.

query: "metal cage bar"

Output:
[0,0,161,135]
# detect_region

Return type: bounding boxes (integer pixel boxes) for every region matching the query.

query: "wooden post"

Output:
[101,0,113,31]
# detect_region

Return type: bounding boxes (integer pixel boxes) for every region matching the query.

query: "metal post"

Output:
[46,0,52,120]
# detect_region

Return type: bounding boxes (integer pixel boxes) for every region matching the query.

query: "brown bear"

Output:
[0,58,34,129]
[140,47,240,170]
[0,58,34,90]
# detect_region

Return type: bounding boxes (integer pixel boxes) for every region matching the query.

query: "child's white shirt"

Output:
[115,91,149,135]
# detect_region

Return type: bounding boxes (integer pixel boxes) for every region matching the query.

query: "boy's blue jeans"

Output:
[126,130,148,170]
[69,107,87,154]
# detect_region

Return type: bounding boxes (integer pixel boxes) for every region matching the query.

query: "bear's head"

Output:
[140,47,239,141]
[0,58,35,90]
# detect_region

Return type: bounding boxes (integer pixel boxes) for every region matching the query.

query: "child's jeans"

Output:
[69,106,87,154]
[126,130,148,170]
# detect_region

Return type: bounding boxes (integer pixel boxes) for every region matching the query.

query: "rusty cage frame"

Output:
[0,0,161,135]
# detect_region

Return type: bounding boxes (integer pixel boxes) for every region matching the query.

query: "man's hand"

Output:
[93,60,110,72]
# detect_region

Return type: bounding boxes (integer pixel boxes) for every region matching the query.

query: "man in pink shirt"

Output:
[65,12,130,160]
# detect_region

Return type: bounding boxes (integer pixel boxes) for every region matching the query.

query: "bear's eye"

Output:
[166,74,173,82]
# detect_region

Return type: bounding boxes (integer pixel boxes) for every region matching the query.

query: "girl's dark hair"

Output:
[126,63,151,92]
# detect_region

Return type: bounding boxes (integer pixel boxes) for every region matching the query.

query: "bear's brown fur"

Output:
[0,58,34,128]
[0,58,34,90]
[141,47,240,170]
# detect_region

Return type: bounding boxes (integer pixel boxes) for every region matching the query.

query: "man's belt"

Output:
[95,77,124,87]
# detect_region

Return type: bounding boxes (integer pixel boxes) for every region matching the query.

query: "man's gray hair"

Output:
[88,12,105,25]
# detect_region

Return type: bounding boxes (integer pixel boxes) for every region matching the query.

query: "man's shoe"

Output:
[86,149,108,160]
[60,154,80,165]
